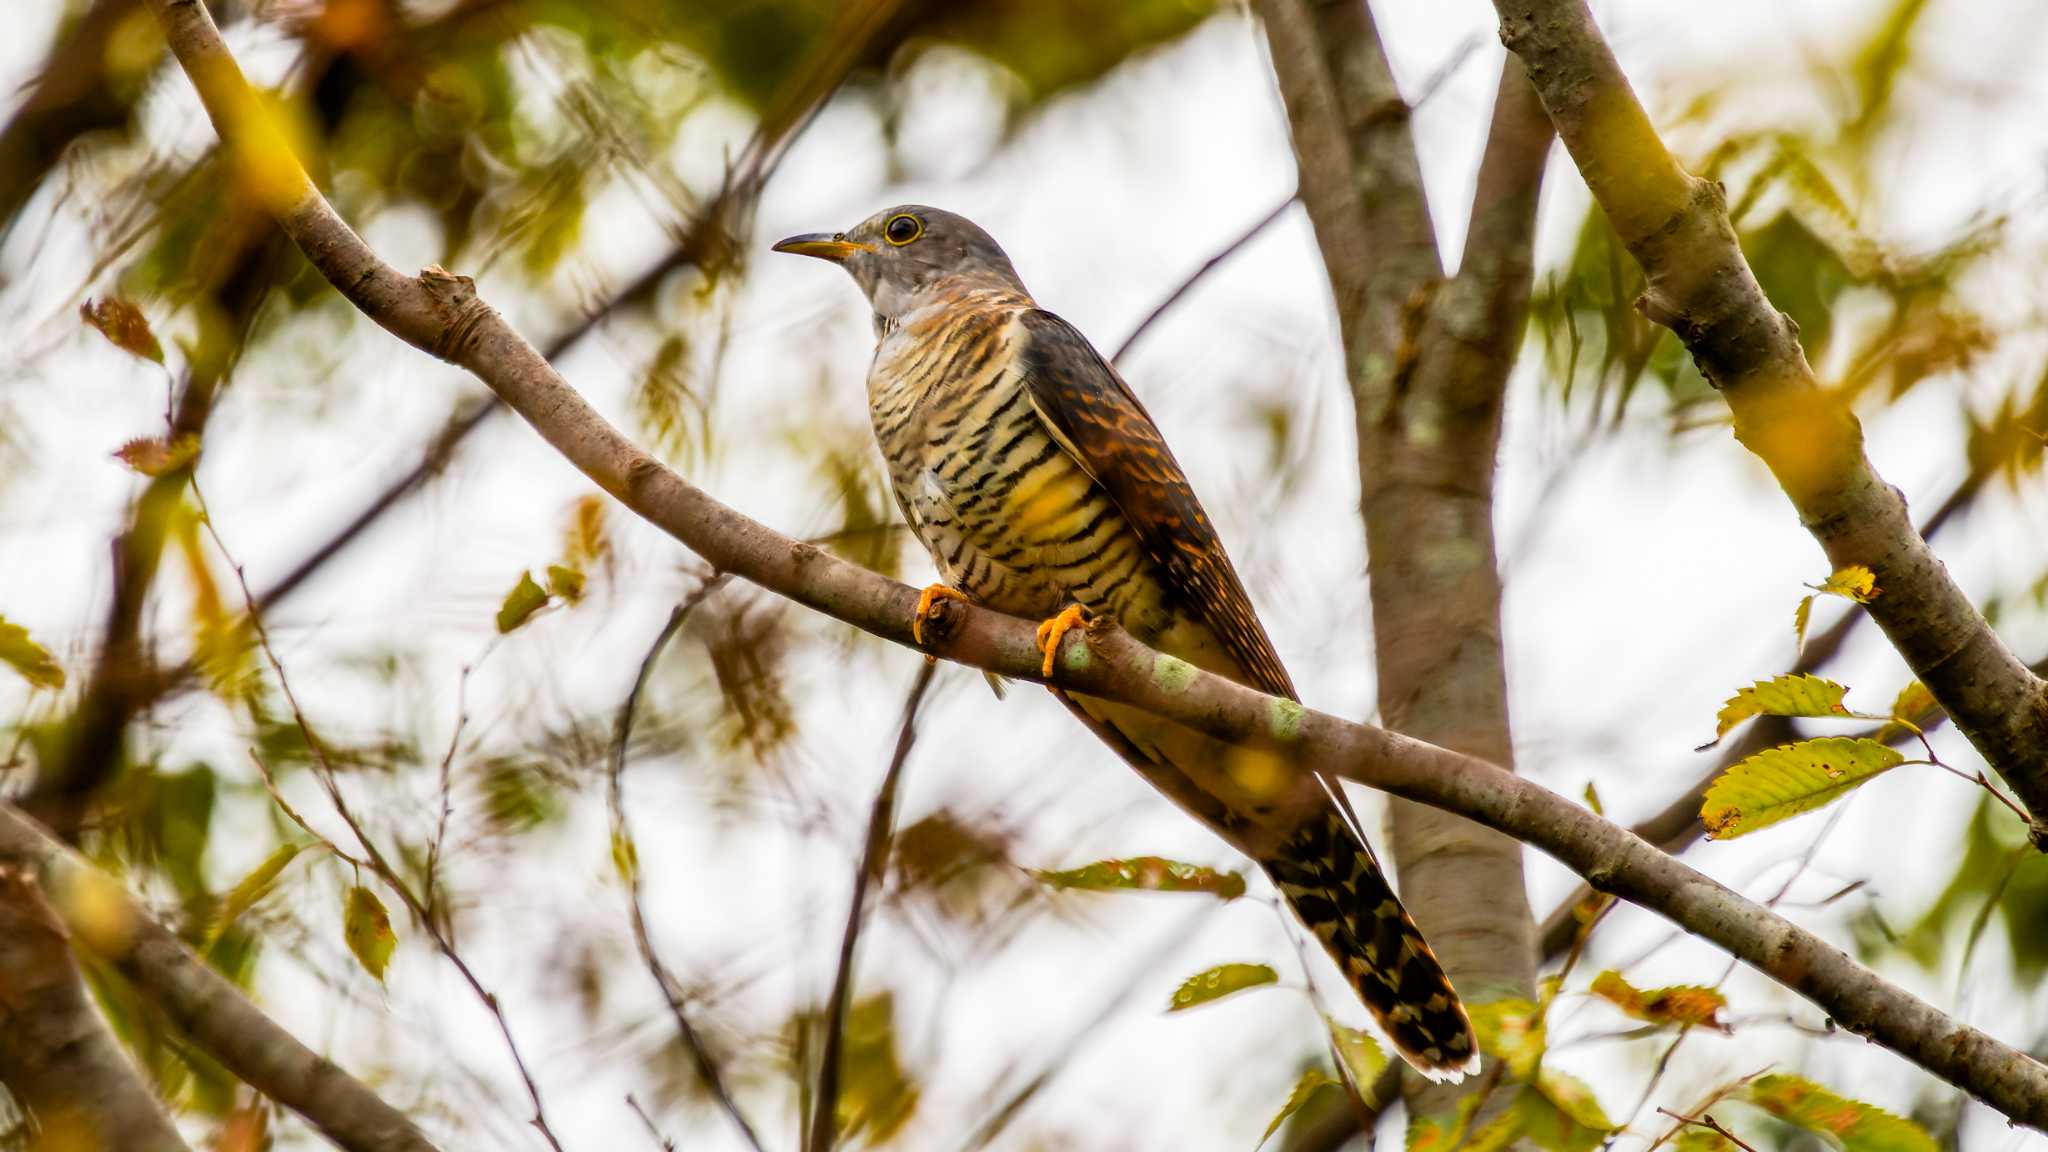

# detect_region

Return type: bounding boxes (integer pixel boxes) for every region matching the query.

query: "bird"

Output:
[774,205,1478,1079]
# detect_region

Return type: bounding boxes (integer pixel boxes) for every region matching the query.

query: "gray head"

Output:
[773,205,1028,323]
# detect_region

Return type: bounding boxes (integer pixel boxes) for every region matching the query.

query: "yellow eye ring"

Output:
[883,213,923,246]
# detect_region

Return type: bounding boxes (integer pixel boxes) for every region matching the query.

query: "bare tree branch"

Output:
[1492,0,2048,842]
[810,660,935,1152]
[0,863,189,1152]
[606,573,766,1152]
[141,0,2048,1125]
[0,804,442,1152]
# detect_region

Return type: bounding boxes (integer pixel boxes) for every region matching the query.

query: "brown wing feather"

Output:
[1014,309,1296,701]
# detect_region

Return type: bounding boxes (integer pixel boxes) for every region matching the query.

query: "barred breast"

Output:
[867,291,1174,640]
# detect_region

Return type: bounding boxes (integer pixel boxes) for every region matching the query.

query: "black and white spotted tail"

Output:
[1263,808,1480,1081]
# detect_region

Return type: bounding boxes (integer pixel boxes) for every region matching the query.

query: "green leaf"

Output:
[206,843,302,948]
[544,564,585,603]
[1582,782,1605,816]
[1587,970,1727,1030]
[1517,1072,1614,1152]
[1701,737,1905,838]
[1035,856,1246,899]
[80,296,165,364]
[1674,1126,1738,1152]
[1167,962,1277,1012]
[495,570,549,634]
[1705,674,1856,747]
[1466,996,1545,1080]
[0,615,64,690]
[343,885,396,982]
[1327,1020,1389,1102]
[1258,1069,1339,1149]
[610,830,638,885]
[113,434,200,476]
[1742,1074,1938,1152]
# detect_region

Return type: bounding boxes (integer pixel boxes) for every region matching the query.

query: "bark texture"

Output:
[1491,0,2048,845]
[0,806,443,1152]
[140,0,2048,1129]
[0,865,189,1152]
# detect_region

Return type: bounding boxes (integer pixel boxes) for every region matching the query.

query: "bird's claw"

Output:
[1034,604,1089,679]
[913,583,971,646]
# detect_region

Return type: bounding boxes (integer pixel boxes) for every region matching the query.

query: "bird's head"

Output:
[773,205,1026,325]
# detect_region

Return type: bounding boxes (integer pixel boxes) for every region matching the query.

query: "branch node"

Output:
[419,265,492,363]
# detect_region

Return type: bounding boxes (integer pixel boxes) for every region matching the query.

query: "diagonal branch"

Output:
[142,0,2048,1125]
[0,862,189,1152]
[1491,0,2048,842]
[810,660,935,1152]
[0,804,442,1152]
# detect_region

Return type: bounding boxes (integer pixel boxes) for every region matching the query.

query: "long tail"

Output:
[1262,806,1479,1080]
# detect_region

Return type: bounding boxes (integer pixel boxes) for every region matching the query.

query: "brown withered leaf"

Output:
[81,297,164,364]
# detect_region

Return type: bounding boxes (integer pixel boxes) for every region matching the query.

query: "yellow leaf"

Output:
[1517,1072,1614,1152]
[1258,1068,1339,1148]
[1704,674,1858,747]
[1878,680,1941,741]
[79,297,164,363]
[1582,782,1605,816]
[1742,1074,1937,1152]
[1701,737,1905,839]
[1035,856,1245,899]
[0,615,64,690]
[1587,970,1727,1030]
[343,885,396,982]
[495,570,549,634]
[1794,593,1816,651]
[1167,962,1277,1012]
[1466,996,1545,1080]
[1811,565,1878,603]
[545,564,585,603]
[563,493,610,569]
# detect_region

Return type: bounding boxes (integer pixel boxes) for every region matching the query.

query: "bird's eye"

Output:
[883,214,923,245]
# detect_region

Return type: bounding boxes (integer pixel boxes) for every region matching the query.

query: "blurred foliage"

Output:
[1,0,2043,1146]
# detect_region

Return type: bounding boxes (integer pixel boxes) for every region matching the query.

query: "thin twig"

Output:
[605,573,765,1152]
[1655,1108,1761,1152]
[1112,194,1297,366]
[625,1094,677,1152]
[810,660,937,1152]
[194,481,568,1152]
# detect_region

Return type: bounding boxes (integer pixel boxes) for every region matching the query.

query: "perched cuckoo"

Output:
[775,205,1477,1078]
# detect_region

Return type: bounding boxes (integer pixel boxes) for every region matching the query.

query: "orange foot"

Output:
[1033,604,1090,678]
[913,583,971,646]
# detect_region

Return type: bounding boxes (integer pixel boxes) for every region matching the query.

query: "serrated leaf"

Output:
[1742,1074,1938,1152]
[545,564,585,603]
[206,843,302,948]
[0,615,64,690]
[1811,565,1878,603]
[343,885,395,982]
[1327,1020,1389,1101]
[1795,594,1816,651]
[1518,1072,1614,1152]
[1035,856,1246,899]
[1587,970,1727,1030]
[113,434,200,476]
[1258,1068,1339,1148]
[1466,996,1545,1080]
[1706,674,1856,747]
[81,296,165,364]
[1701,737,1905,838]
[1167,962,1277,1012]
[495,570,548,634]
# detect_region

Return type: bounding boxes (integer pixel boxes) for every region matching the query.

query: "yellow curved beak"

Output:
[772,233,872,262]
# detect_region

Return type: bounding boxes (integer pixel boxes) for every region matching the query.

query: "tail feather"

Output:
[1264,808,1479,1080]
